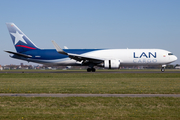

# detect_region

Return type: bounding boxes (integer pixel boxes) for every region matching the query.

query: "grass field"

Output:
[0,71,180,94]
[0,70,180,119]
[0,97,180,119]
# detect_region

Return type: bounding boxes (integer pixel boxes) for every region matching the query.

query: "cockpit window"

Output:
[168,53,173,55]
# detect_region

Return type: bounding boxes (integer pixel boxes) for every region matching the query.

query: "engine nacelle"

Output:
[104,60,120,69]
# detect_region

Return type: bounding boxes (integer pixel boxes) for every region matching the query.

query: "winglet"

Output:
[52,41,68,55]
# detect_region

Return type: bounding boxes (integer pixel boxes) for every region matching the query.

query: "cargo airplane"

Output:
[5,23,177,72]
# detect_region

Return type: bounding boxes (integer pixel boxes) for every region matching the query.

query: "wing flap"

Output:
[68,53,103,62]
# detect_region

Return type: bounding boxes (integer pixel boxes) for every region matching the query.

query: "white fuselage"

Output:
[47,49,177,66]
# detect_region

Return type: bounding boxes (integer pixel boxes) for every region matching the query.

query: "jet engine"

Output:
[104,60,120,69]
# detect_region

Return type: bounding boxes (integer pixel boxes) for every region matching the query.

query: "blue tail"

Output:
[6,23,39,53]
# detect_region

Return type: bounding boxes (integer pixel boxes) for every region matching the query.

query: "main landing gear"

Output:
[87,63,96,72]
[161,65,166,72]
[87,68,96,72]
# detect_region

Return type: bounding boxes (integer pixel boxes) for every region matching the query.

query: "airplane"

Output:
[5,23,177,72]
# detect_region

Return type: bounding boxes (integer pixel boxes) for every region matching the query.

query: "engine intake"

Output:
[104,60,120,69]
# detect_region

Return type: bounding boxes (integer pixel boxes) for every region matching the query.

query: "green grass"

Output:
[0,97,179,119]
[0,72,180,94]
[0,71,180,119]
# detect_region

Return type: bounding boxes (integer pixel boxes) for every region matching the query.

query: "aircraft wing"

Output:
[52,41,104,63]
[68,53,104,63]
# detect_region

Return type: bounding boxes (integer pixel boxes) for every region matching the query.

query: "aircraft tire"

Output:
[161,68,165,72]
[92,68,96,72]
[87,68,91,72]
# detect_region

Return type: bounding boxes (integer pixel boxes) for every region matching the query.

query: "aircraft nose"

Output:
[173,55,178,61]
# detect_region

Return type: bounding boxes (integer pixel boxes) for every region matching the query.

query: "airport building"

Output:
[0,65,3,70]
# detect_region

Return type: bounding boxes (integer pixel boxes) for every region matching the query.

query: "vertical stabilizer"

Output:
[6,23,39,53]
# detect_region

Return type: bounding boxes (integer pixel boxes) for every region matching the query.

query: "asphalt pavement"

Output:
[0,70,180,74]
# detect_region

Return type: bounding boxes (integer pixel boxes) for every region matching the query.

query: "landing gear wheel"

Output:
[161,68,165,72]
[87,68,91,72]
[92,68,95,72]
[87,68,96,72]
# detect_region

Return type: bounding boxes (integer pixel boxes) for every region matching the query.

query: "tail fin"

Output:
[6,23,39,53]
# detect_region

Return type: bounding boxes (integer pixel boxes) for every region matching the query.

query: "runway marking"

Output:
[0,94,180,97]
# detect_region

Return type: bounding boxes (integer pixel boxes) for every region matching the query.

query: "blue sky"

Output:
[0,0,180,65]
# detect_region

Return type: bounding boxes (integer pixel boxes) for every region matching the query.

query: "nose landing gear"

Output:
[161,67,165,72]
[161,65,166,72]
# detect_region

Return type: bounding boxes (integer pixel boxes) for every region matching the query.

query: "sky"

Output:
[0,0,180,65]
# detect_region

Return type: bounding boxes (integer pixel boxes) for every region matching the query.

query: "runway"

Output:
[0,93,180,97]
[0,70,180,74]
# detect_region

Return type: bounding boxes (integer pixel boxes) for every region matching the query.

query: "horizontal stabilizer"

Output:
[4,51,32,58]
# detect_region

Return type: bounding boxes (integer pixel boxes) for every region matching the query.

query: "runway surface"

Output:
[0,70,180,74]
[0,94,180,97]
